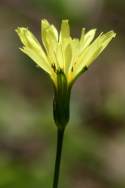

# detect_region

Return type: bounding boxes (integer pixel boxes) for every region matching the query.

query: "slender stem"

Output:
[53,128,65,188]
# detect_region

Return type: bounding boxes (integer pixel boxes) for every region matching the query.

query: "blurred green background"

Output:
[0,0,125,187]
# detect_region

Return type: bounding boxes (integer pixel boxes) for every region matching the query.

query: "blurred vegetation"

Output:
[0,0,125,187]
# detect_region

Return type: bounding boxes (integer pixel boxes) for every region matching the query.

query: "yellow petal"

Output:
[41,19,58,49]
[80,29,96,50]
[73,31,116,78]
[59,20,70,42]
[16,27,52,75]
[54,20,72,71]
[56,43,64,69]
[68,38,80,73]
[64,43,72,74]
[41,19,59,68]
[80,28,86,40]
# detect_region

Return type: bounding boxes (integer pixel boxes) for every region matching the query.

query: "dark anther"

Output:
[51,63,56,72]
[83,66,88,72]
[71,66,74,72]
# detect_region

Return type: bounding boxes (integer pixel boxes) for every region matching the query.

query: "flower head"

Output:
[16,19,116,87]
[16,19,116,128]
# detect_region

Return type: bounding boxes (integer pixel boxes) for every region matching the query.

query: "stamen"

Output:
[82,66,88,73]
[51,63,56,72]
[71,66,74,72]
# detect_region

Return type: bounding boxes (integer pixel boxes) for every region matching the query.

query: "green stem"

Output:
[53,128,65,188]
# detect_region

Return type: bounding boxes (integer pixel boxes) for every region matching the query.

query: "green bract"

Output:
[16,19,116,88]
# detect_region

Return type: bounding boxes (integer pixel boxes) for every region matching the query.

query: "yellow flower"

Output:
[16,19,116,128]
[16,19,116,87]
